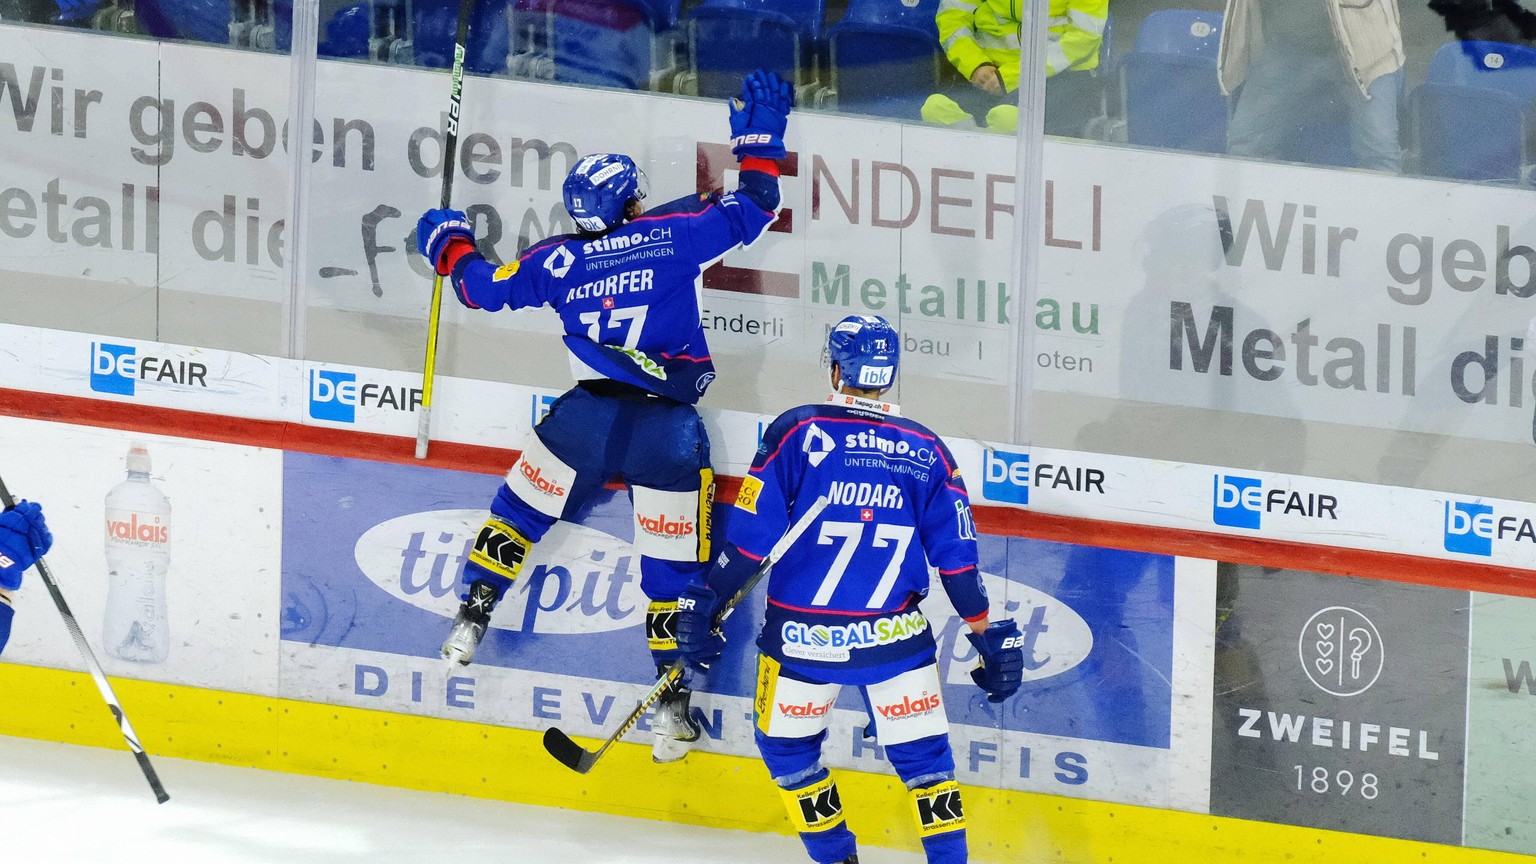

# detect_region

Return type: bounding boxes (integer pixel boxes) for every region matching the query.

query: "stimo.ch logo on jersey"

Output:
[1298,606,1384,697]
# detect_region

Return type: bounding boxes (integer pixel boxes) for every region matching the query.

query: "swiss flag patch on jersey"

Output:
[861,508,873,522]
[603,297,615,309]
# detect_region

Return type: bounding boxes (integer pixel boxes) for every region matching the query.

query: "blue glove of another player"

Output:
[675,580,724,671]
[966,620,1024,703]
[729,69,794,161]
[416,209,475,276]
[0,501,53,592]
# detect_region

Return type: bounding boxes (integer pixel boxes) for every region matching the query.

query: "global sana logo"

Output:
[1298,606,1384,697]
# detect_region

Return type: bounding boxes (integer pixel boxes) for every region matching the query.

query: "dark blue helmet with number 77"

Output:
[562,153,649,233]
[827,314,900,391]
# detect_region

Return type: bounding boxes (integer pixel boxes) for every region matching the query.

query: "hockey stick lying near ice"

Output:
[542,494,830,774]
[0,476,170,803]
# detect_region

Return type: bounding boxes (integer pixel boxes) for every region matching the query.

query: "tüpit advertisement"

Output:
[279,451,1216,809]
[1209,564,1469,843]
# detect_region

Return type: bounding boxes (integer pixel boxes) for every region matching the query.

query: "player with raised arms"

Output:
[416,69,793,762]
[676,315,1025,864]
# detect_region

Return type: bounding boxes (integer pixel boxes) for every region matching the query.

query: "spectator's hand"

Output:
[971,64,1004,96]
[0,501,53,592]
[416,209,475,276]
[729,69,794,161]
[966,619,1025,702]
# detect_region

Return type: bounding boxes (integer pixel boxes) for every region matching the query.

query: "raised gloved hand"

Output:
[0,501,53,591]
[729,69,794,161]
[416,208,475,276]
[675,580,724,671]
[966,619,1024,703]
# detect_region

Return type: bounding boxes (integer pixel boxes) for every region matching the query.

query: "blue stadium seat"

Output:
[827,0,941,121]
[685,0,824,98]
[318,2,372,58]
[509,0,670,89]
[1118,9,1225,153]
[134,0,231,44]
[1410,40,1536,182]
[414,0,511,75]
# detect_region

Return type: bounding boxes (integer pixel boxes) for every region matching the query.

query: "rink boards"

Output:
[0,391,1533,863]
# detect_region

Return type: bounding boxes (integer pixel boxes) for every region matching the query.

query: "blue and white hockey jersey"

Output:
[446,171,779,404]
[724,393,990,685]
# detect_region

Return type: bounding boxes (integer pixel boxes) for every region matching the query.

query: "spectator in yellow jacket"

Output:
[923,0,1108,135]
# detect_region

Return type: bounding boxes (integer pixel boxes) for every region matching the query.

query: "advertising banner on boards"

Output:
[278,450,1215,810]
[1209,564,1468,843]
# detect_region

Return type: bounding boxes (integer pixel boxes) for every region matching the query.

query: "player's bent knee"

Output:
[780,769,846,835]
[630,474,714,564]
[468,518,533,583]
[505,436,579,519]
[646,600,679,654]
[909,779,967,839]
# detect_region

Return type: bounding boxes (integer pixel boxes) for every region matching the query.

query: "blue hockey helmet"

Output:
[562,153,648,233]
[827,315,900,391]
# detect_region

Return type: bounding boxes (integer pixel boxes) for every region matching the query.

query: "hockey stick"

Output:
[415,0,476,460]
[0,477,169,803]
[542,494,830,774]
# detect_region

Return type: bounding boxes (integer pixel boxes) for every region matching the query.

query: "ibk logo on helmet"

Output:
[520,460,567,498]
[638,513,694,538]
[875,692,942,719]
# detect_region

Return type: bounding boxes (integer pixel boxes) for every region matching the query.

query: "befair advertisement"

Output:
[278,450,1215,810]
[0,416,282,694]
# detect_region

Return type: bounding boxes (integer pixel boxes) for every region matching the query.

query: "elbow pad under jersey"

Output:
[940,565,990,624]
[735,157,781,213]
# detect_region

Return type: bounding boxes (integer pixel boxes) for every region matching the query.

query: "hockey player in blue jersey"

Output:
[416,69,793,762]
[0,501,53,655]
[675,315,1025,864]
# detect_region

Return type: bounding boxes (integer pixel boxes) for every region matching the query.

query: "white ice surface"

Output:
[0,735,926,863]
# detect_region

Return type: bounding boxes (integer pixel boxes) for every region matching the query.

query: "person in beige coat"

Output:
[1218,0,1405,172]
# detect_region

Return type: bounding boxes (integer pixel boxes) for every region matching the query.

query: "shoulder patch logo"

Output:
[736,475,764,513]
[492,260,521,281]
[544,245,575,278]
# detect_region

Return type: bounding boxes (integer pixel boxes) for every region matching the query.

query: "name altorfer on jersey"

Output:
[565,268,656,302]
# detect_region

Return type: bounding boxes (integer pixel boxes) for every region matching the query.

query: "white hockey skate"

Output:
[651,678,702,763]
[440,581,498,666]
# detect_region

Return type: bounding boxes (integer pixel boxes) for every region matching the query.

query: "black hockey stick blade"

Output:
[541,727,599,774]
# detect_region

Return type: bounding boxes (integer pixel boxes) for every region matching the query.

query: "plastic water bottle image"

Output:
[103,442,171,663]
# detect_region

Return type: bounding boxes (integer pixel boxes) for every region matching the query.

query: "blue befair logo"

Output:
[1213,473,1339,530]
[310,370,358,422]
[308,370,424,424]
[1444,501,1494,556]
[1213,474,1263,529]
[1441,500,1536,556]
[982,449,1030,505]
[90,342,137,395]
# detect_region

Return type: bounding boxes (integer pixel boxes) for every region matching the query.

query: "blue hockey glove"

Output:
[0,501,52,592]
[966,620,1024,703]
[675,580,724,671]
[729,69,793,161]
[416,208,475,276]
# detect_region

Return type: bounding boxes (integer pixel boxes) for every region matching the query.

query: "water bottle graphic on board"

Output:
[104,442,171,663]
